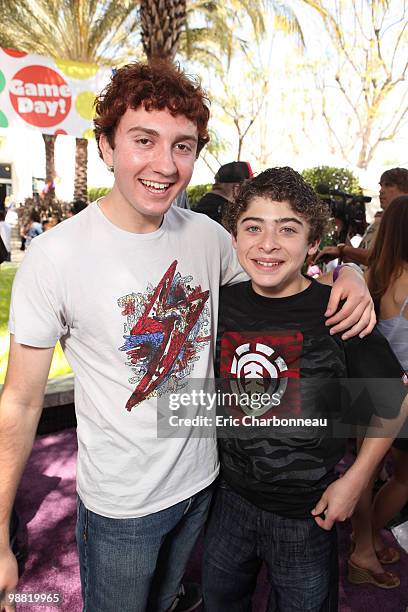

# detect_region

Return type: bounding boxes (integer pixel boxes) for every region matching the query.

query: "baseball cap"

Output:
[215,161,253,183]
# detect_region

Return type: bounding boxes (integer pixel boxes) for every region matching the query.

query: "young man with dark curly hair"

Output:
[203,167,407,611]
[0,64,375,612]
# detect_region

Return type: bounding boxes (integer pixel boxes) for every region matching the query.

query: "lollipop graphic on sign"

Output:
[9,65,72,128]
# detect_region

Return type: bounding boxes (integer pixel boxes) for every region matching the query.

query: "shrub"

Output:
[18,197,72,229]
[187,184,212,209]
[301,166,362,194]
[88,187,110,202]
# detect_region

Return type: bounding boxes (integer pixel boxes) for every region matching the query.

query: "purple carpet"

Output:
[15,429,408,611]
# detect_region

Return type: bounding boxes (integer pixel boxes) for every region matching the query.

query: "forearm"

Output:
[345,436,394,491]
[317,263,363,287]
[0,389,43,548]
[342,246,370,266]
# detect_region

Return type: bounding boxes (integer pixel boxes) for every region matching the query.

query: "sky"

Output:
[0,0,407,210]
[189,0,408,199]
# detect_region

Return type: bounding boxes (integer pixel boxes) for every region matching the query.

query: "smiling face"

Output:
[233,197,320,298]
[99,106,198,232]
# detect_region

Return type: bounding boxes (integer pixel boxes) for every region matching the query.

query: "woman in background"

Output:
[349,196,408,588]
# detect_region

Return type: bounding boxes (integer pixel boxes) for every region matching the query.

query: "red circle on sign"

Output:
[9,65,71,128]
[2,48,28,58]
[54,129,68,135]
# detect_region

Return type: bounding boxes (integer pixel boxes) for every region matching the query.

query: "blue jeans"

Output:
[202,481,338,612]
[76,485,213,612]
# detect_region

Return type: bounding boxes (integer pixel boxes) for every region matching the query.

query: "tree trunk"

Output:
[140,0,187,62]
[74,138,89,202]
[42,133,56,208]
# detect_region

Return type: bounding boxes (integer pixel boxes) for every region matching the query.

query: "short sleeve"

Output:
[343,329,407,421]
[9,240,68,347]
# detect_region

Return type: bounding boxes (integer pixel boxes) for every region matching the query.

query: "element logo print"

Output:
[229,342,289,415]
[219,331,303,418]
[118,261,210,411]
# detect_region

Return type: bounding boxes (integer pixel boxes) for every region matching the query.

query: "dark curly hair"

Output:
[223,166,329,242]
[94,60,210,158]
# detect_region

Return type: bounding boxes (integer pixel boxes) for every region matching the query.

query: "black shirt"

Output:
[216,279,406,518]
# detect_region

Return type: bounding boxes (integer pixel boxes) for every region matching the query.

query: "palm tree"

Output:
[1,0,326,204]
[139,0,266,64]
[42,134,56,208]
[140,0,187,61]
[74,138,89,202]
[0,0,139,204]
[141,0,327,65]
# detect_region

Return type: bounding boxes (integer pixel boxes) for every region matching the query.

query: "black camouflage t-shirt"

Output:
[216,279,406,518]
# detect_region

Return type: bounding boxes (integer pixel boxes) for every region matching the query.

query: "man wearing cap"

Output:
[194,161,253,225]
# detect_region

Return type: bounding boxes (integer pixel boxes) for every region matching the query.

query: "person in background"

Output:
[0,235,8,265]
[349,196,408,589]
[42,214,61,232]
[25,210,43,249]
[316,167,408,268]
[194,161,253,225]
[173,190,190,209]
[0,211,11,262]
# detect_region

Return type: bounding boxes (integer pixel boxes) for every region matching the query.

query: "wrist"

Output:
[343,463,371,490]
[341,466,370,496]
[337,243,345,260]
[334,262,363,281]
[333,263,348,282]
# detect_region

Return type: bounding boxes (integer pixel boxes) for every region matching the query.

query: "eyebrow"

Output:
[239,216,304,226]
[127,126,198,142]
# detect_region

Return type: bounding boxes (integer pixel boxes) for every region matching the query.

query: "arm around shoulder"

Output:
[320,265,375,339]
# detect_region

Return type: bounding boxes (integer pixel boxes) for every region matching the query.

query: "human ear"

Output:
[99,133,114,167]
[307,239,320,257]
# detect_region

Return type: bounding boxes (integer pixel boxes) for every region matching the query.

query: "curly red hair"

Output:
[94,60,210,158]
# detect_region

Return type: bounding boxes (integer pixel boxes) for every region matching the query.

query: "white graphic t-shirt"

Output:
[9,203,244,518]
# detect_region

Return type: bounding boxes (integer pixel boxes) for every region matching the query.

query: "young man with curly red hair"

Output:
[0,62,374,612]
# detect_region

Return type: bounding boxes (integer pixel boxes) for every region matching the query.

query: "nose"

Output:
[150,143,178,177]
[258,229,280,253]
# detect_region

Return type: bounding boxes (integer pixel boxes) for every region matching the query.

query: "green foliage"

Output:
[0,0,138,64]
[88,187,110,202]
[301,166,362,194]
[0,263,17,384]
[0,263,16,333]
[187,184,212,208]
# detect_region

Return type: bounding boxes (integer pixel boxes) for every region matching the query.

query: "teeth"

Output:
[256,261,281,267]
[141,180,170,190]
